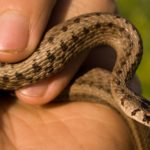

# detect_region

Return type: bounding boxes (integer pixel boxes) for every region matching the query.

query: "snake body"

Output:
[0,12,150,126]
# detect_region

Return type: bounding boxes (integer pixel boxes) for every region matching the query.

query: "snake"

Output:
[0,12,150,127]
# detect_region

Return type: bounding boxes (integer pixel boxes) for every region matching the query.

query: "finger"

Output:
[0,0,56,62]
[16,0,117,105]
[16,51,88,104]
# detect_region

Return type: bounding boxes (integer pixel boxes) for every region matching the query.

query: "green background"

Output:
[117,0,150,98]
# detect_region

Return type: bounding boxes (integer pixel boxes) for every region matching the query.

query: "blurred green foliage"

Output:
[117,0,150,97]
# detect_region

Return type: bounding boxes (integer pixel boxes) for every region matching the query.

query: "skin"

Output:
[0,0,141,149]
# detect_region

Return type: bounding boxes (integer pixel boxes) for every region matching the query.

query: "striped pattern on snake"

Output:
[0,12,150,126]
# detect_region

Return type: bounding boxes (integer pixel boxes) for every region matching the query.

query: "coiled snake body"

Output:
[0,12,150,126]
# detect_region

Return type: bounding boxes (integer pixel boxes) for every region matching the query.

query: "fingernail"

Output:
[19,81,48,97]
[0,11,29,52]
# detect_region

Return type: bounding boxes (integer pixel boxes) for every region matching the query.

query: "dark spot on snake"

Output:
[15,72,25,80]
[60,41,68,51]
[33,59,37,62]
[95,12,101,16]
[115,15,121,19]
[125,19,130,25]
[72,34,79,42]
[121,94,133,106]
[108,23,114,28]
[61,26,68,32]
[2,75,9,82]
[120,59,126,66]
[126,51,132,57]
[95,22,101,28]
[120,98,125,106]
[114,78,121,85]
[47,52,56,61]
[119,27,125,32]
[32,63,42,73]
[74,18,80,23]
[116,69,122,75]
[83,27,90,34]
[131,109,141,116]
[120,88,125,93]
[48,36,54,43]
[126,34,131,40]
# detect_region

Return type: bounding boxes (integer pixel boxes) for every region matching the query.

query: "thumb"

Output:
[0,0,56,62]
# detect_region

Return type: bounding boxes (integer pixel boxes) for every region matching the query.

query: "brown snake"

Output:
[0,12,150,127]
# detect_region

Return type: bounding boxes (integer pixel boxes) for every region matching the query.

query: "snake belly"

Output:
[0,12,150,126]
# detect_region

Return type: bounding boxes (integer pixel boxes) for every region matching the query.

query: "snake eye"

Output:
[143,114,150,123]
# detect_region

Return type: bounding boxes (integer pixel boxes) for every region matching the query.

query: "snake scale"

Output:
[0,12,150,127]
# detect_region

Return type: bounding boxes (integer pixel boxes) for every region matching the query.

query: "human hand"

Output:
[0,97,134,150]
[0,1,141,149]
